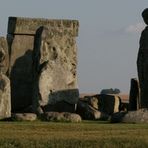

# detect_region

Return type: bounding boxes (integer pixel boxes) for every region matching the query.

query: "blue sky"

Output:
[0,0,148,93]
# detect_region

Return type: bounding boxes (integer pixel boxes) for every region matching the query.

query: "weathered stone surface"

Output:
[0,37,9,74]
[12,113,37,121]
[7,17,79,112]
[32,26,79,112]
[76,100,109,120]
[111,109,148,123]
[43,112,81,122]
[137,9,148,108]
[98,94,121,115]
[8,17,79,36]
[129,78,140,111]
[122,109,148,123]
[0,74,11,119]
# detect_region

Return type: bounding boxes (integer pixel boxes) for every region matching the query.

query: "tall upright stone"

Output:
[32,26,79,113]
[129,78,140,111]
[0,37,11,119]
[7,17,79,112]
[137,8,148,108]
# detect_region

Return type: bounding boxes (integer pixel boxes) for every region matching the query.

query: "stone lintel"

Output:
[7,17,79,36]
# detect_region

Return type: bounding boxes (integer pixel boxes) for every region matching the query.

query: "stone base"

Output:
[42,101,76,113]
[43,112,81,122]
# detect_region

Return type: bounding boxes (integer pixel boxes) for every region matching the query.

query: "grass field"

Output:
[0,121,148,148]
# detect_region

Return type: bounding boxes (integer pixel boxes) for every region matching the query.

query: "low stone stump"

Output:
[12,113,37,121]
[111,109,148,123]
[43,112,82,122]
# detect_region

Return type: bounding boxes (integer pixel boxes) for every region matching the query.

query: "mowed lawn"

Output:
[0,121,148,148]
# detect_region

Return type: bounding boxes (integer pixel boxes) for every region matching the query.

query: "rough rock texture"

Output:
[0,37,9,74]
[0,74,11,119]
[12,113,37,121]
[32,26,79,113]
[122,109,148,123]
[7,17,79,112]
[8,17,79,36]
[129,78,140,111]
[111,109,148,123]
[76,100,109,120]
[43,112,81,122]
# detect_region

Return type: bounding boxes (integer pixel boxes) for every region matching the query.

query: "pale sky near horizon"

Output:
[0,0,148,94]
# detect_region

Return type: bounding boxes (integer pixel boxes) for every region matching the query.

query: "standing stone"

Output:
[7,17,79,112]
[137,8,148,108]
[129,78,140,110]
[32,26,79,113]
[0,37,11,119]
[0,74,11,120]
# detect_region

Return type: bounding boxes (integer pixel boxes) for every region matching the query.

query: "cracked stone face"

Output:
[32,26,79,112]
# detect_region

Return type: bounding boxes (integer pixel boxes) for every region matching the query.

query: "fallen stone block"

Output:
[76,100,109,120]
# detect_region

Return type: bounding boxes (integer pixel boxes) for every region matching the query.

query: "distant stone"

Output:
[32,26,79,113]
[43,112,81,122]
[129,78,140,111]
[98,94,121,115]
[0,74,11,120]
[12,113,37,121]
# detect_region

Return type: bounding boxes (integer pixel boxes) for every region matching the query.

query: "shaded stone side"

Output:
[0,74,11,119]
[32,26,79,113]
[8,35,34,112]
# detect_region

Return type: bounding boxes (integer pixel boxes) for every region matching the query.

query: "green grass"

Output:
[0,121,148,148]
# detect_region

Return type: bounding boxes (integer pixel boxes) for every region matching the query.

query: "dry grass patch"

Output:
[0,121,148,148]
